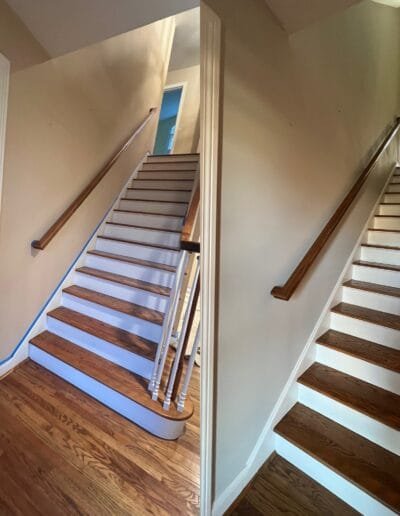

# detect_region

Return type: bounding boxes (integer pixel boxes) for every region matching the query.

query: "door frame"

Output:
[158,82,186,154]
[0,53,10,215]
[200,3,221,515]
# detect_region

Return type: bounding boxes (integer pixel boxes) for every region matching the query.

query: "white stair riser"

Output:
[330,312,400,350]
[132,179,193,190]
[61,293,162,342]
[316,344,400,395]
[74,272,169,312]
[373,217,400,230]
[119,199,187,216]
[103,224,180,248]
[85,254,175,288]
[383,193,400,203]
[147,155,198,163]
[30,346,185,439]
[352,264,400,287]
[110,211,183,231]
[46,317,154,379]
[367,230,400,247]
[125,189,191,202]
[142,162,197,171]
[342,286,400,315]
[298,384,399,455]
[378,204,400,216]
[138,171,195,180]
[95,238,180,267]
[360,246,400,266]
[390,176,400,184]
[386,184,400,193]
[275,436,393,516]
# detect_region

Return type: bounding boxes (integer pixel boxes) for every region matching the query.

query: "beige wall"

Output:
[167,65,200,152]
[0,0,48,72]
[204,0,400,501]
[0,18,173,360]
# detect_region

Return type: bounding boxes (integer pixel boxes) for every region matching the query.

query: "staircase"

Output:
[274,168,400,514]
[29,152,200,440]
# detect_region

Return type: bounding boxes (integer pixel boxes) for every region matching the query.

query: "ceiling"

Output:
[169,7,200,71]
[5,0,199,57]
[265,0,362,33]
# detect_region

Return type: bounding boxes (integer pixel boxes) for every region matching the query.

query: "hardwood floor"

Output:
[0,358,200,515]
[230,453,358,515]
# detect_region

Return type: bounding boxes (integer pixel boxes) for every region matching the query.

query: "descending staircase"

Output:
[29,153,199,439]
[274,168,400,515]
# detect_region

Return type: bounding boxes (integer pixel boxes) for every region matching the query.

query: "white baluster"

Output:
[149,250,189,400]
[163,259,200,410]
[177,324,200,412]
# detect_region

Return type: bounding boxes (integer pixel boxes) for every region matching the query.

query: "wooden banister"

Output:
[271,117,400,301]
[32,107,157,250]
[181,182,200,252]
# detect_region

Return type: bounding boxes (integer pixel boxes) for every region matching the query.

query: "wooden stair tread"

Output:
[46,307,157,360]
[343,279,400,298]
[316,330,400,373]
[97,235,180,252]
[232,453,357,515]
[76,266,170,297]
[127,187,192,192]
[121,197,188,205]
[331,302,400,331]
[354,259,400,271]
[106,221,180,234]
[298,363,400,430]
[113,209,183,219]
[30,331,192,420]
[274,404,400,512]
[63,285,164,326]
[87,249,176,272]
[375,214,400,218]
[361,243,400,251]
[368,228,400,233]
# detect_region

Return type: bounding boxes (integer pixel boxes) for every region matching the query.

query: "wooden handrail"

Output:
[32,107,157,250]
[181,182,200,252]
[271,117,400,301]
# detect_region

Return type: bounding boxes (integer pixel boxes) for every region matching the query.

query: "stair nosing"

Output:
[331,302,400,331]
[342,279,400,298]
[120,197,188,205]
[86,250,176,273]
[105,221,181,234]
[45,309,157,360]
[97,235,180,252]
[62,285,164,326]
[316,330,400,374]
[76,266,170,297]
[353,259,400,272]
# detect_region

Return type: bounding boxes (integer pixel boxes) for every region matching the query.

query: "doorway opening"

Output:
[153,86,184,154]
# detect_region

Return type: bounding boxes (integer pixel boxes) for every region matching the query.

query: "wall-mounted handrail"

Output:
[181,182,200,252]
[32,107,157,250]
[271,117,400,301]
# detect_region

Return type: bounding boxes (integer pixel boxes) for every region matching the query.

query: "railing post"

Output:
[163,257,200,410]
[149,250,189,400]
[177,324,200,412]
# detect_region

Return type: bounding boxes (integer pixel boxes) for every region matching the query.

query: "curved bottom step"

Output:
[29,334,193,440]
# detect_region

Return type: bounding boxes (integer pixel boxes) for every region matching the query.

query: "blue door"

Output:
[154,87,183,155]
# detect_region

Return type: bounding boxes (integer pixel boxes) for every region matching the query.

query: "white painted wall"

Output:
[204,0,400,507]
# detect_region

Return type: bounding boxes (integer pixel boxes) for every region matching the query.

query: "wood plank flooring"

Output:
[230,453,357,515]
[0,357,200,515]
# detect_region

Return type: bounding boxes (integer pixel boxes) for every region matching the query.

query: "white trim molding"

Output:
[200,3,221,516]
[0,53,10,215]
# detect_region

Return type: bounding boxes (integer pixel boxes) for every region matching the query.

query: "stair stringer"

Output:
[0,152,149,379]
[212,162,398,516]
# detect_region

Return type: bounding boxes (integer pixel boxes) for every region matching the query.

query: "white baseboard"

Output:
[0,153,148,379]
[212,163,397,516]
